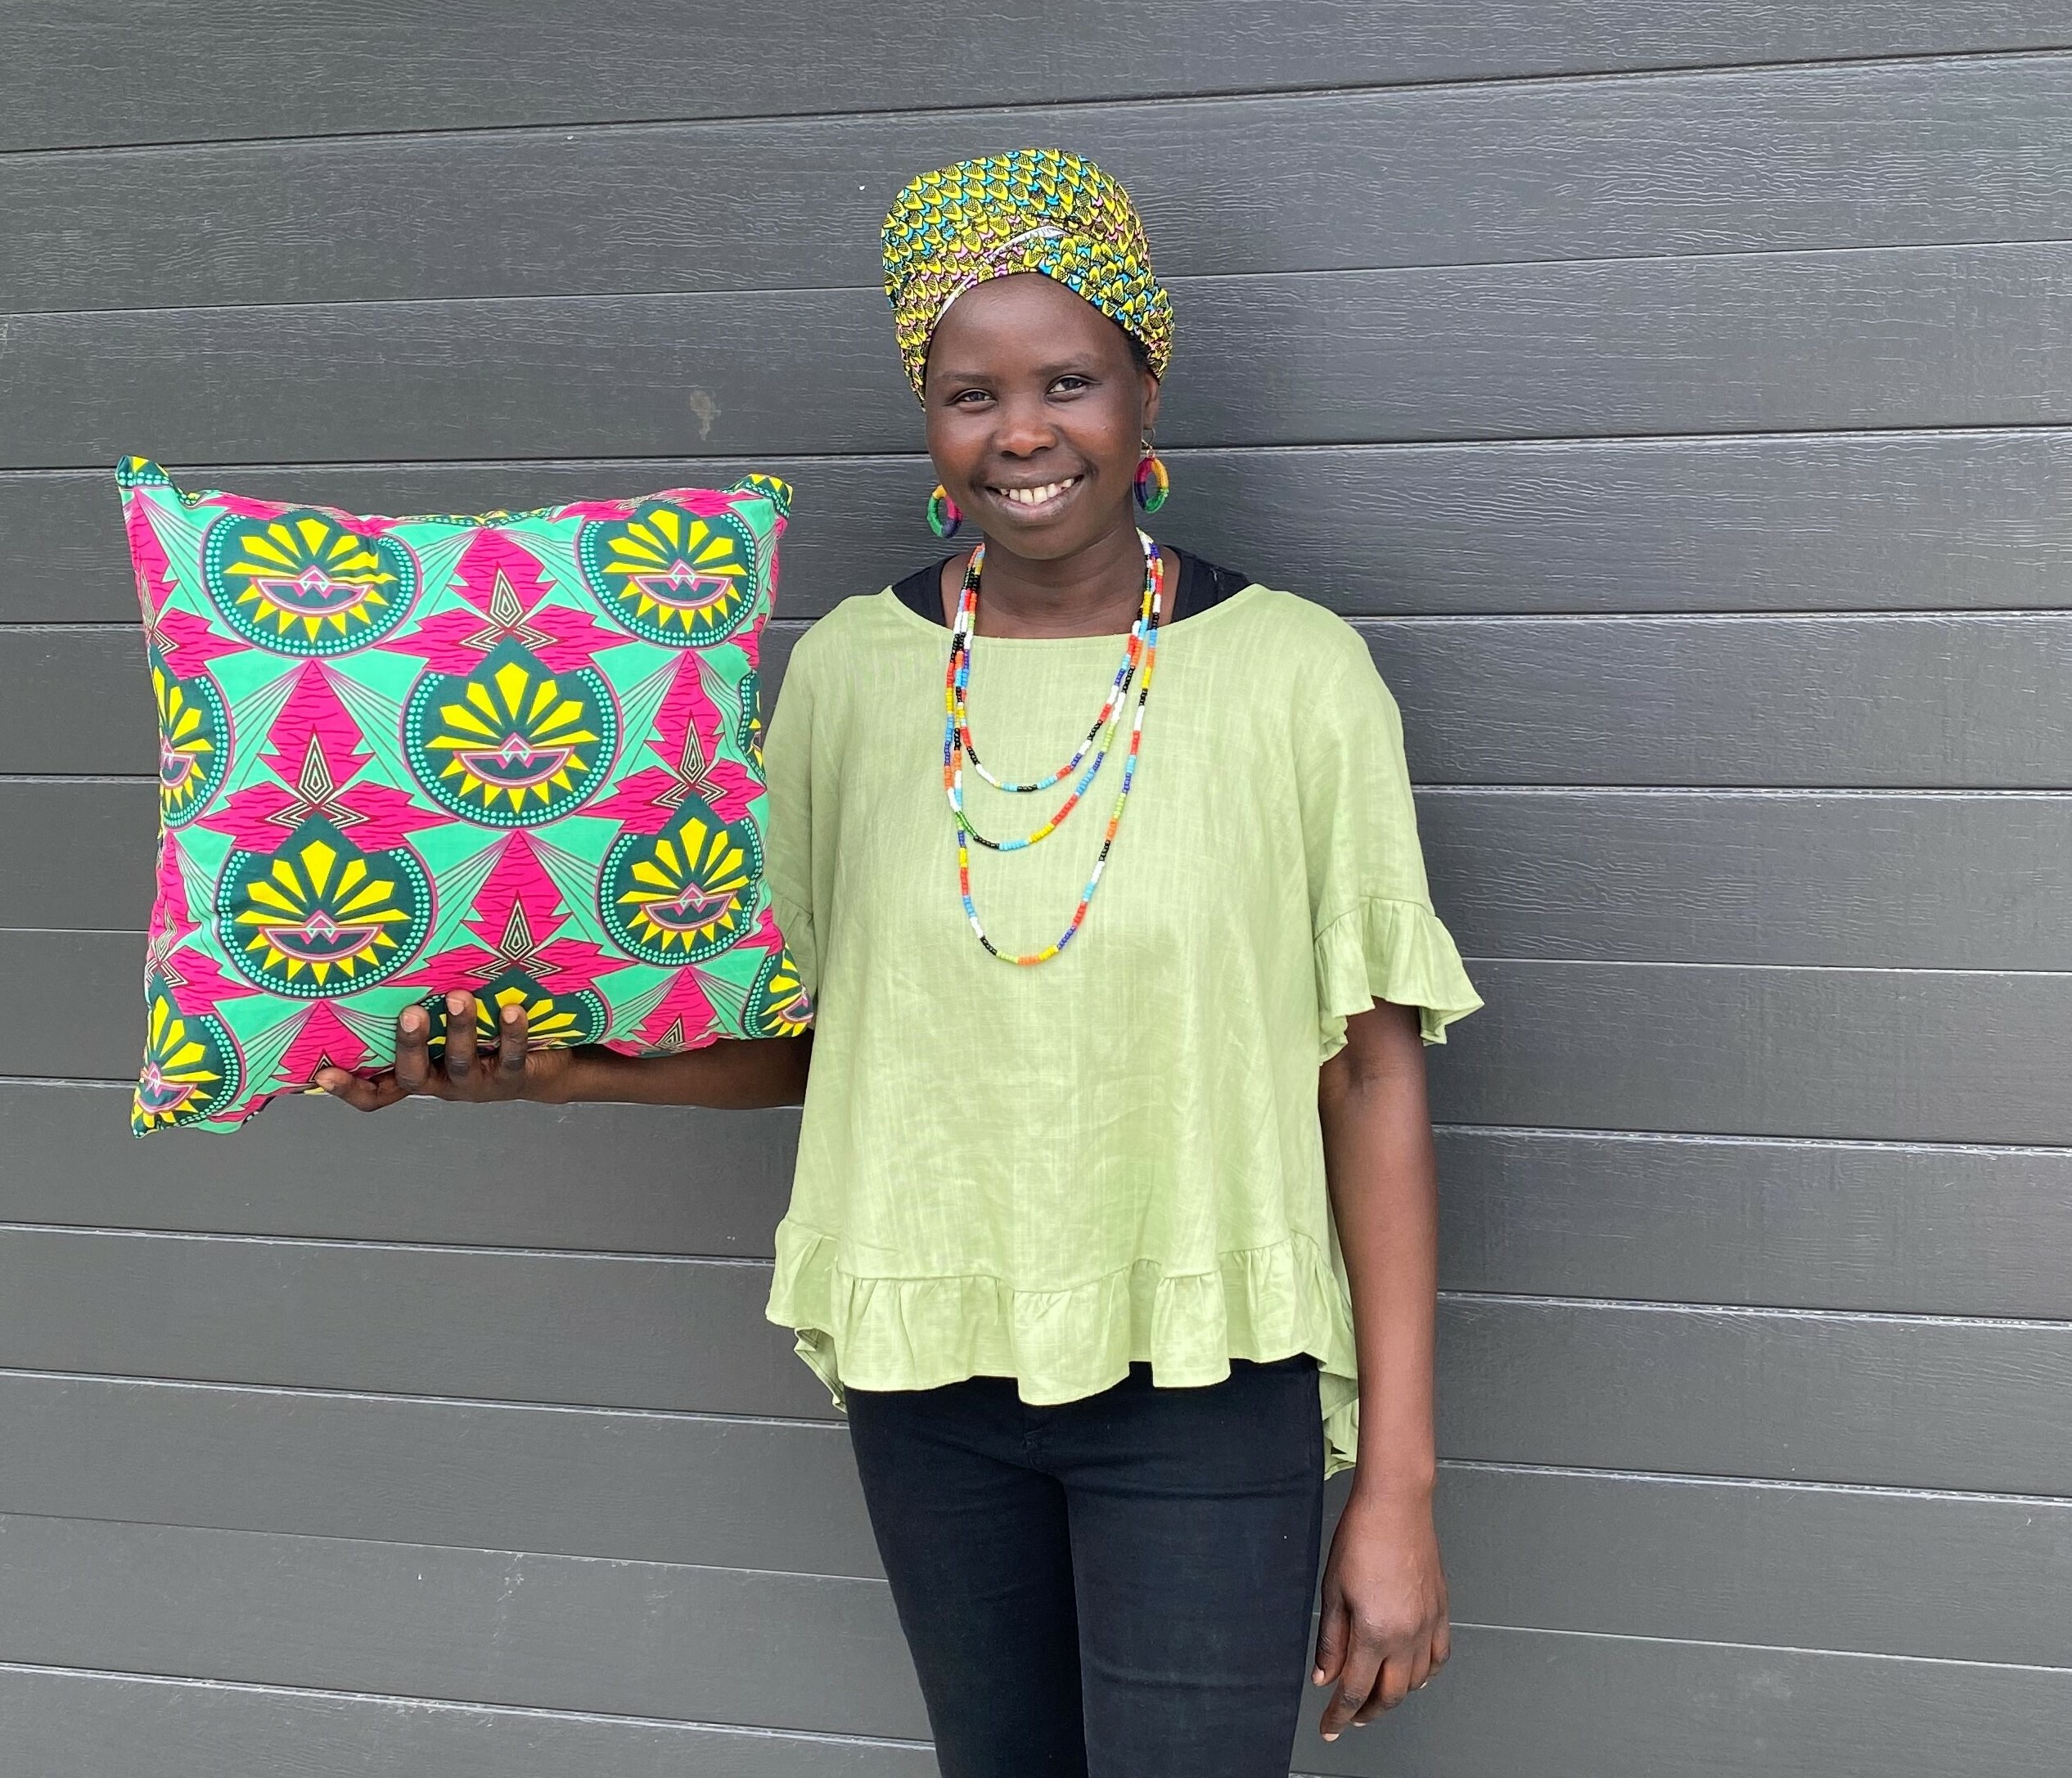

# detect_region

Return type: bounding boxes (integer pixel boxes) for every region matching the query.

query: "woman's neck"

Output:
[939,522,1160,637]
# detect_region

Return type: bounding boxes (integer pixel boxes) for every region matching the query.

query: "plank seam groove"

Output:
[0,1221,780,1266]
[1352,1622,2072,1675]
[0,1506,892,1590]
[9,42,2066,163]
[0,1363,840,1428]
[1448,1457,2072,1508]
[1428,1123,2072,1157]
[2,1224,2069,1333]
[1453,958,2072,980]
[0,1658,935,1744]
[14,232,2072,328]
[12,418,2072,481]
[1430,785,2072,796]
[1442,1289,2072,1331]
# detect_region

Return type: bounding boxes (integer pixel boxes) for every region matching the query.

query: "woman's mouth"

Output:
[985,475,1083,517]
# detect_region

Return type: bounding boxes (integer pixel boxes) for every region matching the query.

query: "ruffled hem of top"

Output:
[1315,894,1483,1052]
[767,1218,1367,1477]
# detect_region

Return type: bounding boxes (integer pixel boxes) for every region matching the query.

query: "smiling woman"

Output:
[322,147,1480,1777]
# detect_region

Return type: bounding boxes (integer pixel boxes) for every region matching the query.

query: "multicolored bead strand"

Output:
[941,531,1163,965]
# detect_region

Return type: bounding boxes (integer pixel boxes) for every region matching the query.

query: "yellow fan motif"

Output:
[601,794,765,966]
[579,502,759,646]
[132,984,241,1133]
[748,945,812,1038]
[203,509,416,655]
[403,640,618,827]
[219,818,430,997]
[152,659,228,825]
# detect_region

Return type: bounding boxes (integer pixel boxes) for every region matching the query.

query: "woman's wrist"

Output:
[1349,1443,1438,1506]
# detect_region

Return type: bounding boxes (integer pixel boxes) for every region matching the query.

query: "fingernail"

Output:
[1311,1669,1326,1686]
[402,1010,423,1031]
[1322,1732,1339,1744]
[448,992,466,1011]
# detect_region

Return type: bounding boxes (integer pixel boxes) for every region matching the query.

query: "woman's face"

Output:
[922,272,1160,561]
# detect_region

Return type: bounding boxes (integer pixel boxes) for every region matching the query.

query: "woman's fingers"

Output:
[443,991,479,1083]
[1348,1623,1448,1726]
[497,999,529,1081]
[1310,1592,1347,1690]
[313,1068,408,1112]
[394,1006,433,1093]
[1318,1618,1385,1741]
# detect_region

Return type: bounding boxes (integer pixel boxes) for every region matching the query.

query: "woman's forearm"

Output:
[555,1033,813,1109]
[1318,1002,1440,1497]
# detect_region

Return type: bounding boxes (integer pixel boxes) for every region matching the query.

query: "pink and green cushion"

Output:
[121,457,809,1135]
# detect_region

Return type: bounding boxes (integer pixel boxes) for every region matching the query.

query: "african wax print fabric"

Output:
[119,457,809,1136]
[882,147,1174,398]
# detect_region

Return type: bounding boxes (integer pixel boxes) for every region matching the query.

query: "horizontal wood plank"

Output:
[4,1226,2071,1492]
[9,1630,2072,1778]
[7,5,2066,152]
[10,1086,2070,1319]
[1436,1295,2072,1495]
[1434,959,2072,1146]
[14,936,2068,1143]
[0,1230,834,1422]
[20,781,2071,971]
[0,1663,936,1778]
[16,429,2072,627]
[0,1512,926,1739]
[0,1083,804,1255]
[1419,790,2072,968]
[14,614,2070,787]
[7,246,2071,466]
[1295,1621,2072,1778]
[1435,1128,2072,1320]
[4,1378,2070,1663]
[1367,614,2072,788]
[14,56,2072,312]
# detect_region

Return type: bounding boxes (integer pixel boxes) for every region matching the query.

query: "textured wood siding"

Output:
[1,7,2065,1771]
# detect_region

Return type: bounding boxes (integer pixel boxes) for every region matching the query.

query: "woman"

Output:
[322,149,1482,1776]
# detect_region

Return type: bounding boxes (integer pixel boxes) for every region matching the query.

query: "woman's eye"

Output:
[1050,376,1091,394]
[952,389,993,407]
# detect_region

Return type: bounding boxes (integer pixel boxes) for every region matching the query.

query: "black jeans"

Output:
[846,1356,1326,1778]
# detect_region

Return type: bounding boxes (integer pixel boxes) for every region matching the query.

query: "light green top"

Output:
[759,577,1482,1474]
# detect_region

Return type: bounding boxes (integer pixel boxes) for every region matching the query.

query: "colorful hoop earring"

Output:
[927,484,963,540]
[1133,446,1169,515]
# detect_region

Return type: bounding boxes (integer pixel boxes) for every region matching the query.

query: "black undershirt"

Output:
[891,545,1251,628]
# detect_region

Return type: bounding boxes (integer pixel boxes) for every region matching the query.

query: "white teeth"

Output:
[1001,478,1078,506]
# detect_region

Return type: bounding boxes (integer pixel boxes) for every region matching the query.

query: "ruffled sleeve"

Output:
[760,634,818,1003]
[1300,628,1482,1059]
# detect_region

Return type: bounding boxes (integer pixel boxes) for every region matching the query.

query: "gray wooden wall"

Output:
[2,5,2068,1772]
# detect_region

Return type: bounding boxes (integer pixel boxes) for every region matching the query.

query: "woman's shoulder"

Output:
[781,583,926,678]
[1197,580,1376,679]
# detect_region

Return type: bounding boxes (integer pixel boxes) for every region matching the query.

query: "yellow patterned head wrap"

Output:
[882,148,1174,401]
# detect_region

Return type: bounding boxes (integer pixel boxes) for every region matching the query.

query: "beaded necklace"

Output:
[941,529,1163,965]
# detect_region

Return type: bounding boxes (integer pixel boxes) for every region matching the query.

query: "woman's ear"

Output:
[1141,371,1162,433]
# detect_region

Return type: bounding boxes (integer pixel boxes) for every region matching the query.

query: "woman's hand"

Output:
[314,993,572,1110]
[1312,1480,1451,1740]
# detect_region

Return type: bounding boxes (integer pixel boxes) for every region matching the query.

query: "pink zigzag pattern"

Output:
[584,653,757,834]
[394,830,617,1000]
[200,661,445,853]
[395,532,619,673]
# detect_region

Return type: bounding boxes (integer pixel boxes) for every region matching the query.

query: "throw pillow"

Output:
[120,457,810,1135]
